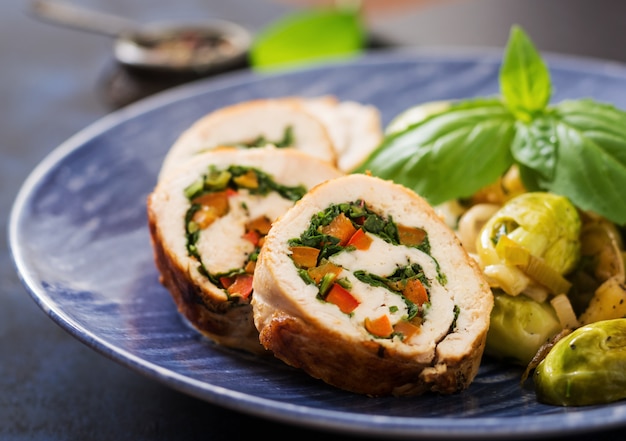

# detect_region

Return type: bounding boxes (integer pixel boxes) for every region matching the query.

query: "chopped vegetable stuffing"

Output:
[184,164,307,299]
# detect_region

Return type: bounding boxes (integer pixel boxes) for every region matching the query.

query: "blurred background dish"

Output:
[30,0,252,73]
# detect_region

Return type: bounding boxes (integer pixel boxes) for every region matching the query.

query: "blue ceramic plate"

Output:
[10,49,626,439]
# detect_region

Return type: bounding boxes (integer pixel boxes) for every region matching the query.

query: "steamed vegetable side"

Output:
[477,192,582,365]
[476,192,581,297]
[355,24,626,406]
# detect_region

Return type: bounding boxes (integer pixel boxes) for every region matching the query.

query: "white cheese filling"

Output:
[329,233,455,347]
[196,190,294,274]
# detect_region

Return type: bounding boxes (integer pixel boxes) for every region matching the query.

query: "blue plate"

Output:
[10,49,626,439]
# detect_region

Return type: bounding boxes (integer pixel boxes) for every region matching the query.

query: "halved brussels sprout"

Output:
[534,318,626,406]
[476,192,581,296]
[485,290,562,366]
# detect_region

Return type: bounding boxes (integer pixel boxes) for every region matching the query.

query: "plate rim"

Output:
[9,47,626,440]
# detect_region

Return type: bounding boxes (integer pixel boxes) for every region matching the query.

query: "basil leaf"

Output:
[511,114,557,181]
[500,25,551,121]
[518,100,626,224]
[355,99,516,206]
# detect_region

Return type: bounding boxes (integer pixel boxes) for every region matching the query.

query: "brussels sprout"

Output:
[476,192,581,295]
[534,319,626,406]
[485,290,562,365]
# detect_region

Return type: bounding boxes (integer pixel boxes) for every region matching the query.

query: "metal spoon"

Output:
[29,0,252,73]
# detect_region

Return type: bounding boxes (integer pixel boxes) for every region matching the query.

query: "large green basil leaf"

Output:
[354,99,516,205]
[515,99,626,224]
[511,114,558,181]
[500,25,551,121]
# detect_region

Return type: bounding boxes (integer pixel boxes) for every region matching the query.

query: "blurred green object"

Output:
[249,7,366,70]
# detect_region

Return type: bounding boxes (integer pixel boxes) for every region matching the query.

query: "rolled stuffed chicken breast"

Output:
[295,95,383,172]
[158,98,338,182]
[252,174,493,395]
[147,148,344,354]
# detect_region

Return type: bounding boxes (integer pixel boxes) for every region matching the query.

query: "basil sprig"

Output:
[355,25,626,225]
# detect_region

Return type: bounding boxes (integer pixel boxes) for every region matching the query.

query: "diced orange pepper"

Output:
[321,213,357,246]
[233,170,258,189]
[393,320,421,341]
[244,260,256,274]
[191,190,230,229]
[326,283,359,313]
[402,278,428,305]
[192,191,230,216]
[397,224,427,247]
[307,261,342,284]
[245,216,272,235]
[226,274,254,300]
[364,315,393,337]
[289,246,320,268]
[192,207,220,229]
[346,228,373,250]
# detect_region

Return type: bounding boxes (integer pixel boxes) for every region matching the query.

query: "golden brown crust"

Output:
[147,195,267,354]
[257,310,485,396]
[147,148,344,355]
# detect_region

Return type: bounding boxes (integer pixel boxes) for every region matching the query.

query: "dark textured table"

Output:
[3,1,626,440]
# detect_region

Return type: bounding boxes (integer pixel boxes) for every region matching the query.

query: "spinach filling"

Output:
[353,265,428,321]
[183,164,306,294]
[288,200,432,261]
[228,126,294,149]
[289,200,448,320]
[184,164,306,202]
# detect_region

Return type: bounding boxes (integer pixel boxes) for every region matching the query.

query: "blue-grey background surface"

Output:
[4,1,626,440]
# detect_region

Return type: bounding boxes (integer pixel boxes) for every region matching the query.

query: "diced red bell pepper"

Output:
[325,283,359,313]
[226,188,238,197]
[242,229,261,246]
[346,228,373,250]
[226,274,254,300]
[219,275,235,288]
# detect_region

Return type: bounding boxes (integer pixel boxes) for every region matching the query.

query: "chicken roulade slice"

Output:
[147,148,344,354]
[297,95,383,173]
[252,174,493,395]
[158,98,338,182]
